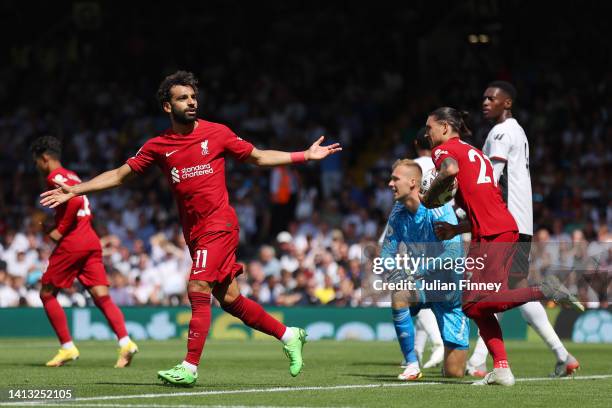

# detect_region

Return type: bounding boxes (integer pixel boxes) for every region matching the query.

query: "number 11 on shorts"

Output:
[194,249,207,269]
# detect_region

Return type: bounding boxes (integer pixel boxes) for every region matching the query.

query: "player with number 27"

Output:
[420,107,583,386]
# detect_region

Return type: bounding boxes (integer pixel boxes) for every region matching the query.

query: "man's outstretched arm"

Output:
[246,136,342,166]
[40,164,135,208]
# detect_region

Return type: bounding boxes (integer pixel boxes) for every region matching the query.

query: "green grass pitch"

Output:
[0,338,610,407]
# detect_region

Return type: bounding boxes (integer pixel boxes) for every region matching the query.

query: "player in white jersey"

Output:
[413,127,435,175]
[466,81,579,378]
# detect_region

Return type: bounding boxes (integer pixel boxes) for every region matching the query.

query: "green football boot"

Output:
[283,327,307,377]
[157,365,198,387]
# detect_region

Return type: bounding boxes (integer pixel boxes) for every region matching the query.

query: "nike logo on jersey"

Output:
[192,269,206,275]
[165,150,179,157]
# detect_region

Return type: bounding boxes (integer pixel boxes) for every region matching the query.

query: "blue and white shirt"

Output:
[380,202,463,282]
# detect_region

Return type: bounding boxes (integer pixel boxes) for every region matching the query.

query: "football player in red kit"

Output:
[31,136,137,368]
[40,71,342,386]
[420,107,582,386]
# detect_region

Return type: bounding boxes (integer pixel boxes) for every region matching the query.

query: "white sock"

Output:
[118,336,131,347]
[61,341,75,350]
[181,361,198,374]
[407,361,420,370]
[414,319,427,363]
[519,301,568,362]
[469,335,489,368]
[281,327,296,344]
[417,308,443,348]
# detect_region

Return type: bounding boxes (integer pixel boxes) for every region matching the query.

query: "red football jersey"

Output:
[46,168,101,252]
[126,119,254,245]
[431,137,517,240]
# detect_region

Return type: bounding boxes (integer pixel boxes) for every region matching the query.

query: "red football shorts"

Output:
[463,231,518,304]
[188,230,243,283]
[43,249,109,288]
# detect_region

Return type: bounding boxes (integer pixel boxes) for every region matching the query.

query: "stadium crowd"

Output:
[0,3,610,308]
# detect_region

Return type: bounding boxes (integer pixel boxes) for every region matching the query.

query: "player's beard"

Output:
[171,107,197,125]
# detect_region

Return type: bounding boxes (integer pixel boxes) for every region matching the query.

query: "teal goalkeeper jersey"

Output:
[380,201,463,282]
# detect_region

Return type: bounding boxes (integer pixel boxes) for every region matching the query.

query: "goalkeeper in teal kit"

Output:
[380,159,469,380]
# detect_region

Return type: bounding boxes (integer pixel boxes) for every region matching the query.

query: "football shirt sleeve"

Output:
[223,127,254,161]
[47,172,69,189]
[379,208,404,279]
[380,217,400,261]
[55,197,82,235]
[126,141,156,174]
[484,133,510,161]
[431,146,457,170]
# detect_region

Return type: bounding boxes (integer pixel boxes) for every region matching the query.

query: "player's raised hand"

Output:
[40,181,76,208]
[305,136,342,161]
[433,221,458,240]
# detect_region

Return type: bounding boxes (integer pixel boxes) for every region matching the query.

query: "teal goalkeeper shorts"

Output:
[410,295,470,350]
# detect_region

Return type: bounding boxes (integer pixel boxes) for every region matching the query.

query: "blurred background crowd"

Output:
[0,1,610,308]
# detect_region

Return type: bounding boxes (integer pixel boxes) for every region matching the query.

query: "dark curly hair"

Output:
[30,135,62,159]
[156,70,199,108]
[429,107,472,138]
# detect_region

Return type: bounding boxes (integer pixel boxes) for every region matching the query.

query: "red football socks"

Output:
[473,314,508,364]
[462,286,545,365]
[41,293,72,344]
[494,360,510,369]
[222,295,286,340]
[184,292,212,366]
[93,295,129,339]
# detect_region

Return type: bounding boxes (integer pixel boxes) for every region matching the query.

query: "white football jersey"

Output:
[483,118,533,235]
[414,155,435,175]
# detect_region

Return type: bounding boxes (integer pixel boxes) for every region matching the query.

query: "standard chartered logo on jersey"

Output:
[170,164,214,183]
[171,167,180,183]
[182,164,214,178]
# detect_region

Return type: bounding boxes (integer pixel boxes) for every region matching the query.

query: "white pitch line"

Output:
[515,374,612,382]
[2,374,611,407]
[20,405,341,408]
[0,382,441,406]
[0,383,442,407]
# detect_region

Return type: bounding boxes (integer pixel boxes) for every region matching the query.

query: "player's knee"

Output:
[443,365,465,378]
[391,291,412,309]
[89,285,109,300]
[40,285,57,299]
[391,301,408,310]
[218,291,239,307]
[39,291,52,300]
[188,280,213,294]
[214,284,240,307]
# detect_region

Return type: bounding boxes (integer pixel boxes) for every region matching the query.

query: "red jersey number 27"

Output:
[468,149,497,186]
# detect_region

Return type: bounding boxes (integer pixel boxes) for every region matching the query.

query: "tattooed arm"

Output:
[419,157,459,208]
